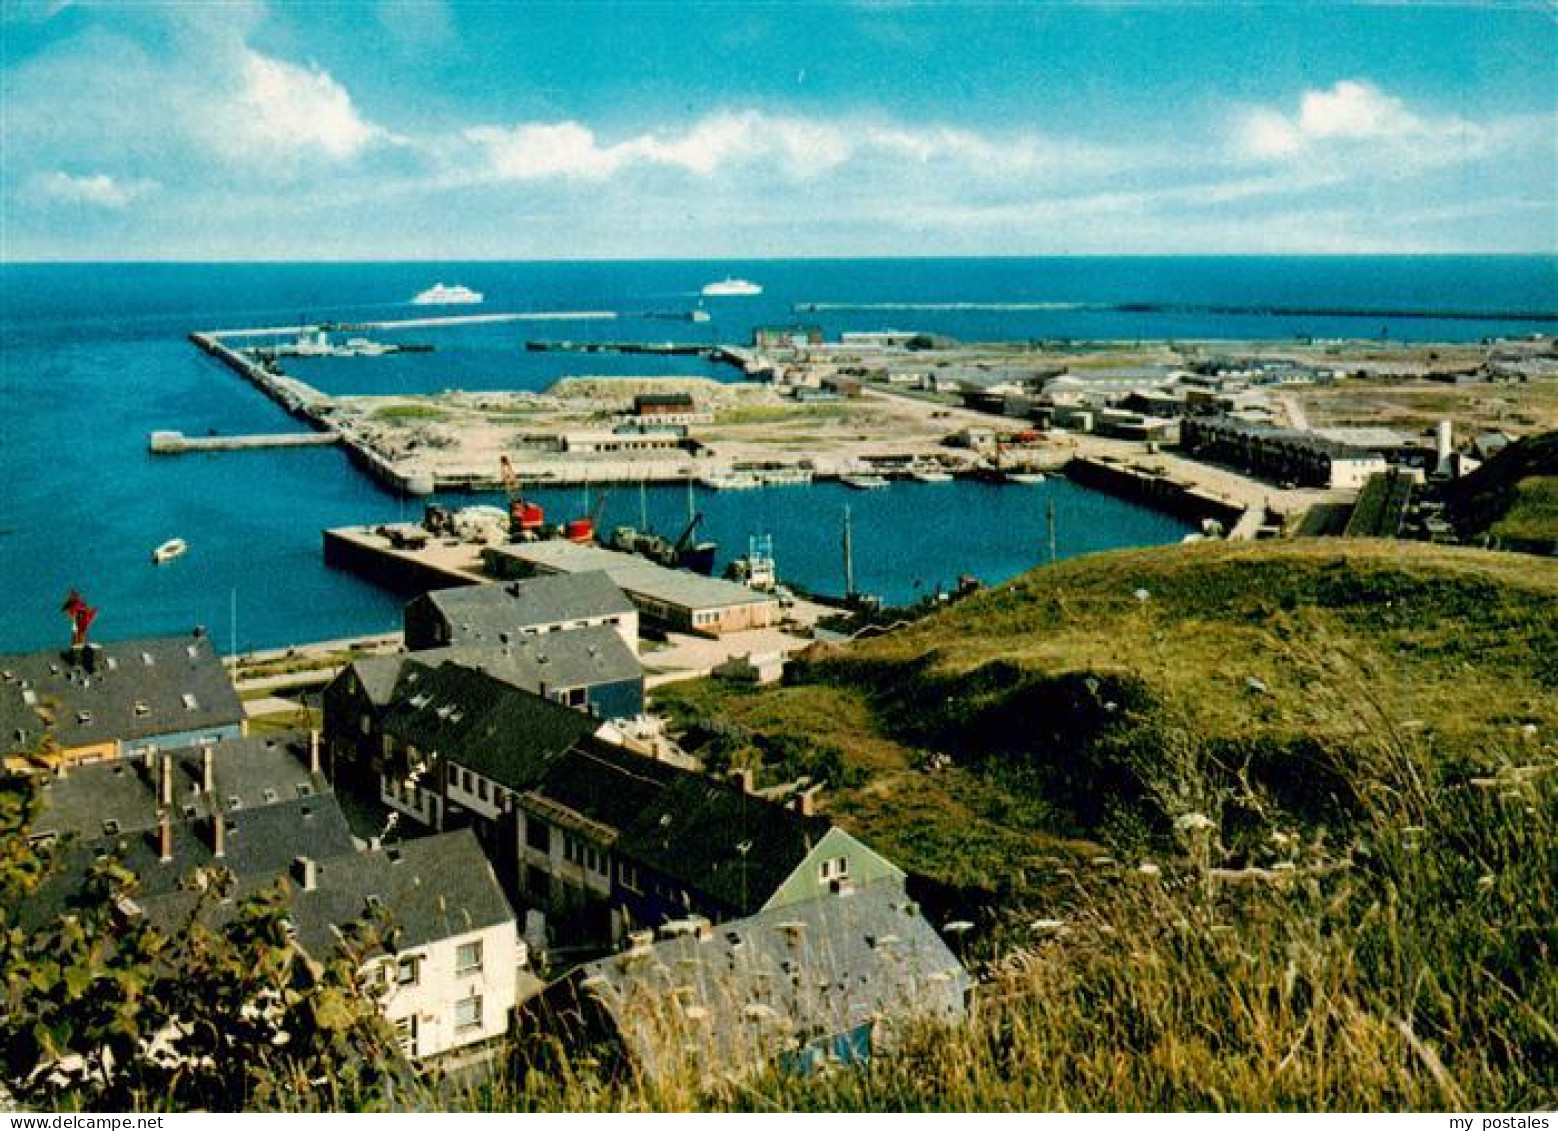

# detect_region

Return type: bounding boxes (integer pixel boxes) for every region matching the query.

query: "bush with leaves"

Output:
[0,773,405,1112]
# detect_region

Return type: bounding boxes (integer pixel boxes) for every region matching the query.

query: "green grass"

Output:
[659,539,1557,892]
[371,404,447,422]
[1491,476,1558,545]
[712,405,853,427]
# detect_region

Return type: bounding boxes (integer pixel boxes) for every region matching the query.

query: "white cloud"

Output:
[21,170,155,208]
[1238,79,1488,164]
[459,110,1131,186]
[221,50,386,160]
[462,111,855,182]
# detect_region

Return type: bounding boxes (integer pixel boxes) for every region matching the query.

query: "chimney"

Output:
[291,856,318,892]
[158,753,173,808]
[211,813,226,859]
[309,729,321,776]
[202,746,215,793]
[792,783,823,817]
[158,813,173,863]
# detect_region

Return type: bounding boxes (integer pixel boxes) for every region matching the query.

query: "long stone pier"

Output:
[188,330,435,495]
[150,430,341,454]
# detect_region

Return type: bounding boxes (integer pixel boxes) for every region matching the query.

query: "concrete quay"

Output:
[322,524,489,593]
[150,429,341,454]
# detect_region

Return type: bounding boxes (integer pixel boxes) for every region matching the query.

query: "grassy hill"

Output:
[634,538,1556,1110]
[1441,429,1558,552]
[660,539,1556,889]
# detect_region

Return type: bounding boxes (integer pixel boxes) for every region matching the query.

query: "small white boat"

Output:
[698,472,765,491]
[411,283,484,306]
[152,538,188,564]
[689,308,712,322]
[911,468,954,483]
[840,474,890,490]
[759,467,814,486]
[701,277,762,297]
[1005,472,1047,485]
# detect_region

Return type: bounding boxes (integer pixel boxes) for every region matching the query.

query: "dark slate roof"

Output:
[529,743,830,916]
[0,634,244,754]
[284,830,515,957]
[412,572,636,643]
[431,626,641,692]
[33,733,325,841]
[350,654,408,708]
[380,661,598,791]
[572,880,970,1082]
[20,794,357,932]
[133,832,513,967]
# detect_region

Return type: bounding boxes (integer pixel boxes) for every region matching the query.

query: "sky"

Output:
[2,1,1555,260]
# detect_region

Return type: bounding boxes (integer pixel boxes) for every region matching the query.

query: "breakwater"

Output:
[190,331,435,495]
[150,429,341,454]
[205,311,617,338]
[527,339,759,373]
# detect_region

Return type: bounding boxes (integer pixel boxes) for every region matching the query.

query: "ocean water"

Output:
[1,258,1553,653]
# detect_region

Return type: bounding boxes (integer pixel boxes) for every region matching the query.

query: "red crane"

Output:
[501,455,545,540]
[61,588,97,647]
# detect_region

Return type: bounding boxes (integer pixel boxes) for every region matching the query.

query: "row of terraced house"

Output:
[6,572,968,1081]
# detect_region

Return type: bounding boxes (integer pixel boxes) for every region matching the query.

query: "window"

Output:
[396,955,421,986]
[393,1015,417,1054]
[455,940,483,975]
[525,818,549,853]
[454,994,482,1032]
[820,856,851,882]
[566,687,587,708]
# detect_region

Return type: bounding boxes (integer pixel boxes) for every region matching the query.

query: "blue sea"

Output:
[2,258,1553,654]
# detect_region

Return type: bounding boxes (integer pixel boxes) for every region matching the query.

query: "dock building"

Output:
[404,572,639,652]
[1181,415,1391,489]
[483,542,780,637]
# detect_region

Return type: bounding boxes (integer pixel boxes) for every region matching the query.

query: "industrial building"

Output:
[483,541,780,637]
[404,571,639,652]
[1181,416,1390,489]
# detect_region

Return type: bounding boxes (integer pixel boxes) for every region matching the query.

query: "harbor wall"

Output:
[1065,456,1245,529]
[322,528,485,595]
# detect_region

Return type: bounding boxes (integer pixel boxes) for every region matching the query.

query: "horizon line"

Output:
[4,252,1556,266]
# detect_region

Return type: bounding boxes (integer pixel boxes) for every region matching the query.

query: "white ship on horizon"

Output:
[411,283,484,306]
[701,277,762,297]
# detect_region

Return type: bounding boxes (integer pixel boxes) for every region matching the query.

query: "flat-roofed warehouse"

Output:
[484,542,780,637]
